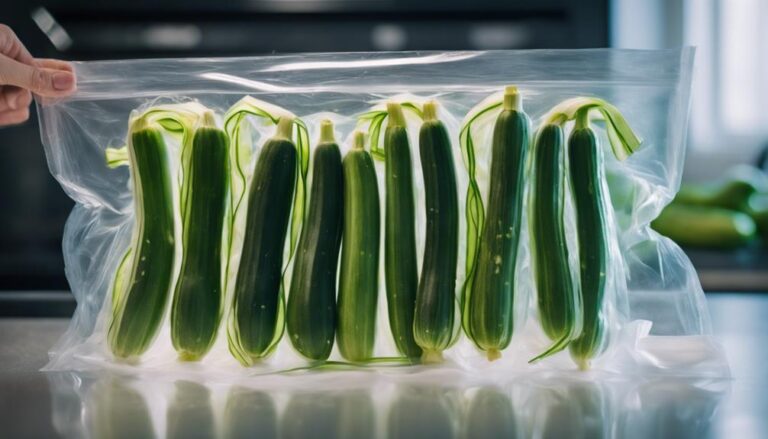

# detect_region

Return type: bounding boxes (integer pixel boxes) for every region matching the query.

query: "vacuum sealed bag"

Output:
[37,49,729,378]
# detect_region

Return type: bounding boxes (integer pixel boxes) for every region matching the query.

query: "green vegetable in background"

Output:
[745,192,768,242]
[675,165,768,211]
[652,203,756,248]
[663,165,768,248]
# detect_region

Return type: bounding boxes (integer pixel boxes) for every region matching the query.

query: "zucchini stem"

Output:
[201,110,217,128]
[319,119,336,143]
[352,131,365,150]
[132,115,150,131]
[487,348,502,362]
[387,102,406,127]
[421,349,444,364]
[503,86,522,111]
[275,116,294,140]
[574,108,590,130]
[422,100,439,122]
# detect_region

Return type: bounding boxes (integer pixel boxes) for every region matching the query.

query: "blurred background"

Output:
[0,0,765,316]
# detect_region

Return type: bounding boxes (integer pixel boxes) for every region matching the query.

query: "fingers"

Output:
[0,24,34,64]
[0,26,77,98]
[0,85,32,127]
[35,58,74,73]
[0,86,32,111]
[0,107,30,126]
[0,53,76,97]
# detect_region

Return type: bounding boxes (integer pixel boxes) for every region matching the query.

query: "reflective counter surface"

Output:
[1,293,765,438]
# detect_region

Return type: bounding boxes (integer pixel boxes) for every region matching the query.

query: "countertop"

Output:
[1,293,766,438]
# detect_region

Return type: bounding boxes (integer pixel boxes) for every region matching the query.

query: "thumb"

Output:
[0,54,75,96]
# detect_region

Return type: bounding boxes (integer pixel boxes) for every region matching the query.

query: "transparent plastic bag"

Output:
[37,49,729,378]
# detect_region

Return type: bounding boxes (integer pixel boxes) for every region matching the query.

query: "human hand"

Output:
[0,24,76,126]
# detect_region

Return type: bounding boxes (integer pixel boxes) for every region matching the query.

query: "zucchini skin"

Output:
[230,134,297,363]
[384,121,422,359]
[567,127,608,369]
[337,139,380,361]
[287,140,344,361]
[108,125,176,359]
[171,125,229,361]
[529,124,578,358]
[466,107,529,360]
[413,115,459,361]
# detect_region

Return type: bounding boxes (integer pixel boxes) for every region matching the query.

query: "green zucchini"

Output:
[413,101,459,363]
[567,111,608,370]
[384,103,422,359]
[108,117,176,360]
[529,123,580,363]
[746,192,768,242]
[170,111,229,361]
[287,120,343,361]
[229,117,297,365]
[652,203,756,248]
[337,131,380,362]
[674,165,768,210]
[465,87,529,361]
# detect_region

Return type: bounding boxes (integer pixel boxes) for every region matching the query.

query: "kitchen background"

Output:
[0,0,765,316]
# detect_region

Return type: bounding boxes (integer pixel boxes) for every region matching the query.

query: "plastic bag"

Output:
[37,49,729,378]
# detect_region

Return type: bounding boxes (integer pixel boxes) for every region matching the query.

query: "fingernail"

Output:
[53,72,74,91]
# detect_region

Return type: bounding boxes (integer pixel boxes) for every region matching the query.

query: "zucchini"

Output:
[567,111,608,370]
[287,120,344,361]
[746,192,768,242]
[465,87,529,361]
[170,111,229,361]
[528,123,580,362]
[108,117,176,359]
[228,117,297,365]
[413,101,459,363]
[337,131,380,362]
[383,103,422,359]
[674,165,768,210]
[652,203,756,248]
